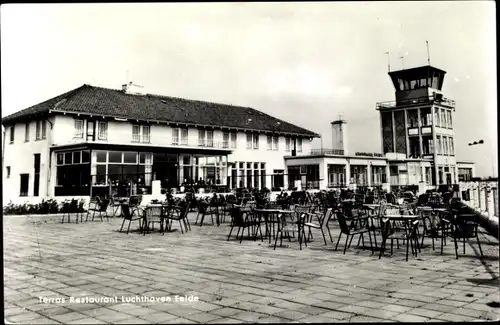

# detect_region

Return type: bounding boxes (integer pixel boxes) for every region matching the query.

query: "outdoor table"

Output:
[142,203,173,235]
[254,209,296,243]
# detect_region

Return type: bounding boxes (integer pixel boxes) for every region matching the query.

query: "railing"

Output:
[309,148,345,155]
[459,180,498,221]
[376,95,456,109]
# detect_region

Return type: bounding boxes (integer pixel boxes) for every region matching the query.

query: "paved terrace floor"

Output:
[4,212,500,324]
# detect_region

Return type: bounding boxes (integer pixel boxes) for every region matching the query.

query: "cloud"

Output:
[333,86,353,97]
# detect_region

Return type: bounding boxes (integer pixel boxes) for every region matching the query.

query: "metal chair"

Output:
[119,203,143,234]
[86,197,110,222]
[442,214,484,259]
[335,212,376,254]
[303,208,334,245]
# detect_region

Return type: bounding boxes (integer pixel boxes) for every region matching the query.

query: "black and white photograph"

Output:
[2,2,498,324]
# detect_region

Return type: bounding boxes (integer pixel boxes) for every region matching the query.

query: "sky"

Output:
[1,2,497,177]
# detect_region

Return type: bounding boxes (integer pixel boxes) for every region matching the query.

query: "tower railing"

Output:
[376,95,456,110]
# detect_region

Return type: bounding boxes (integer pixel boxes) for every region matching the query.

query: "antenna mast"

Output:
[426,40,431,65]
[399,56,405,70]
[385,52,391,72]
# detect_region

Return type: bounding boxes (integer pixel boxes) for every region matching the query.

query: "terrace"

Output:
[4,198,499,324]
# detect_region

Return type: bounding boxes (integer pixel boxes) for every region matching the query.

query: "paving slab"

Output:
[4,213,499,324]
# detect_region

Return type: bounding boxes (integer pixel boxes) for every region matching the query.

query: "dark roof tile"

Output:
[2,85,318,137]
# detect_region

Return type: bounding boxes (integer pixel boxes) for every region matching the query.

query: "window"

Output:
[447,111,452,128]
[9,125,15,143]
[441,109,446,128]
[246,133,252,149]
[230,132,237,148]
[198,129,215,147]
[198,129,205,146]
[98,121,108,140]
[25,123,30,142]
[443,136,449,155]
[142,125,150,143]
[449,137,454,155]
[267,135,272,150]
[436,136,442,154]
[41,120,46,139]
[285,137,291,151]
[434,108,440,127]
[172,128,179,144]
[297,138,303,152]
[36,121,42,140]
[272,136,278,150]
[222,132,229,148]
[132,125,140,142]
[253,134,259,149]
[20,174,29,196]
[74,119,84,138]
[181,128,188,145]
[407,109,418,128]
[206,130,213,147]
[6,166,11,178]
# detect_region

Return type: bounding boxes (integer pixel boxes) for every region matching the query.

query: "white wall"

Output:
[3,120,52,203]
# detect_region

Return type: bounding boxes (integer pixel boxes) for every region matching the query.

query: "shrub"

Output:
[3,198,87,215]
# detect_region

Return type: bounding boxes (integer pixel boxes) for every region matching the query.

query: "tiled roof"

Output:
[2,84,319,137]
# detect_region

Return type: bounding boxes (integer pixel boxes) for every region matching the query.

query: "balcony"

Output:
[376,95,456,110]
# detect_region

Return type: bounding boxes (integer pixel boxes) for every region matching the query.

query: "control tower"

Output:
[376,65,457,190]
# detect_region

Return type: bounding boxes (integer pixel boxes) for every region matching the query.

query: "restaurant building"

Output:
[2,83,319,203]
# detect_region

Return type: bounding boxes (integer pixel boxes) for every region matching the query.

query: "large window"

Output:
[143,125,150,143]
[98,121,108,140]
[56,150,91,195]
[25,122,30,142]
[267,135,272,150]
[223,132,229,148]
[181,128,188,145]
[92,150,152,186]
[436,136,442,154]
[447,111,453,128]
[285,137,291,151]
[74,119,84,138]
[449,137,454,155]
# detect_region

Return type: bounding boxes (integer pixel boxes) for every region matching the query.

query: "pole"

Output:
[385,52,391,72]
[426,40,431,65]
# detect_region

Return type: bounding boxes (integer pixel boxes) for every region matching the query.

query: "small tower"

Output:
[331,119,348,156]
[376,65,457,189]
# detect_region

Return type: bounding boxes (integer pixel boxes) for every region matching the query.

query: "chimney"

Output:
[331,119,348,155]
[121,81,145,95]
